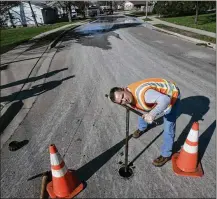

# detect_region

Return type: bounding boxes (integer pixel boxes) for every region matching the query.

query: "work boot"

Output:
[132,129,146,138]
[152,155,171,167]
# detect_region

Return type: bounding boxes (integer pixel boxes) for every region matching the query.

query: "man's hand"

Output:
[142,113,155,124]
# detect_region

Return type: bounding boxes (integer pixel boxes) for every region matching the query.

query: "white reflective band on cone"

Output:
[187,129,199,142]
[51,165,67,178]
[50,153,63,166]
[183,143,198,154]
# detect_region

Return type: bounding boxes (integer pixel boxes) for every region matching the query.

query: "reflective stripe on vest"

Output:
[128,79,178,112]
[135,82,160,111]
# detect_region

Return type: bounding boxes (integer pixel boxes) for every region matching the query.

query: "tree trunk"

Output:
[8,10,16,28]
[110,1,112,10]
[146,1,148,19]
[82,1,86,19]
[28,1,38,27]
[194,1,199,25]
[67,2,72,22]
[82,9,86,19]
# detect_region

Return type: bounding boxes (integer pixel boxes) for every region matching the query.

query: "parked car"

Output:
[71,10,77,18]
[103,8,113,15]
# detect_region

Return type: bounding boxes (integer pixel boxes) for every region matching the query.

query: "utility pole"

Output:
[67,2,72,22]
[110,1,112,10]
[145,1,148,19]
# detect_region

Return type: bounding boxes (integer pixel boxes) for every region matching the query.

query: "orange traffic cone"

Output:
[46,144,85,198]
[172,122,204,177]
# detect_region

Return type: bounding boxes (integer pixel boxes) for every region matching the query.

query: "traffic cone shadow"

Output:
[46,144,86,198]
[172,122,204,177]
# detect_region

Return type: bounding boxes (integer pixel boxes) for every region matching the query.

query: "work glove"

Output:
[164,105,172,115]
[142,113,155,124]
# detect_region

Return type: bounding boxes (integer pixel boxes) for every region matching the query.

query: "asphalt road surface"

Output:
[1,16,216,198]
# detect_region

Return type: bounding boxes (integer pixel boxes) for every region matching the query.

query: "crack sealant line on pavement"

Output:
[48,20,91,50]
[0,23,88,148]
[0,21,91,148]
[0,21,88,67]
[0,44,50,112]
[0,23,86,113]
[62,86,98,159]
[0,45,59,149]
[0,43,37,66]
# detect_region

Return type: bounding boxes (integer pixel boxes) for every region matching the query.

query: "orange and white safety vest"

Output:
[127,78,179,112]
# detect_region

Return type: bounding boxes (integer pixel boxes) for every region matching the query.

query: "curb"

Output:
[145,23,216,50]
[49,25,79,49]
[0,22,88,149]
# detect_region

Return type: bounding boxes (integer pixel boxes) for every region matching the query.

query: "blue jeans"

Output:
[138,97,180,157]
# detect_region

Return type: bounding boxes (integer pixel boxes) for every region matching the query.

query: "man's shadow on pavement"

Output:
[0,68,68,90]
[0,75,75,133]
[75,95,215,182]
[0,76,75,103]
[139,95,214,161]
[172,96,215,158]
[76,135,133,182]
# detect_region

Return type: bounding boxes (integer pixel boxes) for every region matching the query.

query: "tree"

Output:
[152,1,215,18]
[66,1,72,22]
[0,1,19,28]
[8,10,16,28]
[109,1,113,10]
[195,1,199,24]
[194,1,216,24]
[152,1,167,17]
[47,1,90,20]
[74,1,88,18]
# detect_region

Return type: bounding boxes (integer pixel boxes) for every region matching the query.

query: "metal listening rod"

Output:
[105,94,159,173]
[125,108,130,172]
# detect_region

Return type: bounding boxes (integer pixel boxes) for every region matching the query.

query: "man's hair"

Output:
[109,87,123,102]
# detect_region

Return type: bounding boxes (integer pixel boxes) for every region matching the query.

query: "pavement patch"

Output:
[8,140,29,151]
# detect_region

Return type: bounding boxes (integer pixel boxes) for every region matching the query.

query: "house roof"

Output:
[31,2,51,8]
[130,1,147,6]
[46,1,78,9]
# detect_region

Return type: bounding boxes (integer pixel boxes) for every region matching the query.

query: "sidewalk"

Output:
[0,20,89,147]
[139,16,216,38]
